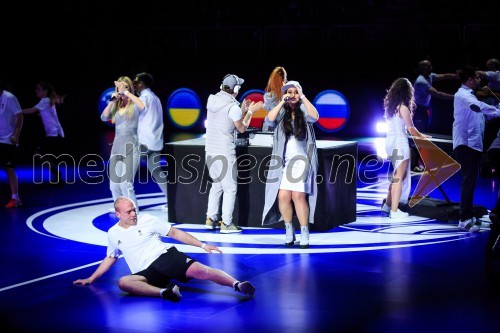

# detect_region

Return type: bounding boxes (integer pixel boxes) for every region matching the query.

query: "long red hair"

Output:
[265,66,287,101]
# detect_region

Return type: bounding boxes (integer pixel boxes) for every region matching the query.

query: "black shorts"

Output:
[0,143,17,168]
[133,247,196,288]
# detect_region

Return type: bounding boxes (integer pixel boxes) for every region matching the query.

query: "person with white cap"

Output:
[204,74,263,233]
[261,80,319,248]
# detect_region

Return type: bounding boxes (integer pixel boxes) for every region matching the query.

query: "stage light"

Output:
[376,121,387,134]
[373,137,387,159]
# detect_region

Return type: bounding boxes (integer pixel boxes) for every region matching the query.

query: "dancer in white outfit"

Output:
[204,74,263,233]
[382,78,428,219]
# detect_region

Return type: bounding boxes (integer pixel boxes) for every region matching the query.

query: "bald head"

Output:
[417,60,432,75]
[486,58,500,71]
[114,196,134,211]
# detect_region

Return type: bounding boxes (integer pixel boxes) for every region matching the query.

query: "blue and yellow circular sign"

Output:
[166,88,202,129]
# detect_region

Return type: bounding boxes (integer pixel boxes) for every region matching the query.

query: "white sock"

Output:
[12,194,19,200]
[159,288,166,297]
[232,281,239,288]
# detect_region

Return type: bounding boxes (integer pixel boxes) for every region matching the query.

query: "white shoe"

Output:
[381,199,391,214]
[285,222,295,247]
[161,204,168,212]
[458,218,481,233]
[299,225,309,249]
[389,209,409,219]
[220,223,243,234]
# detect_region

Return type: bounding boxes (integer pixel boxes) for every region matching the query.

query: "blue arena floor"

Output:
[1,137,500,333]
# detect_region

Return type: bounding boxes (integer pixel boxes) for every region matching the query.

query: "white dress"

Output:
[279,134,311,193]
[385,114,411,204]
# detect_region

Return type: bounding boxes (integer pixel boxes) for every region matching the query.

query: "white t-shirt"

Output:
[0,90,22,145]
[228,104,242,121]
[138,88,164,151]
[35,97,65,137]
[106,213,172,274]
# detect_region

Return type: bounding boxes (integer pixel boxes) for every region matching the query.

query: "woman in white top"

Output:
[22,81,65,184]
[383,78,427,218]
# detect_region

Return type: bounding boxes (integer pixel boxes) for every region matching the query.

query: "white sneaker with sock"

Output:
[381,199,391,214]
[300,225,309,249]
[389,209,409,219]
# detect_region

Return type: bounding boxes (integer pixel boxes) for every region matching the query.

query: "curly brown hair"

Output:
[383,78,415,118]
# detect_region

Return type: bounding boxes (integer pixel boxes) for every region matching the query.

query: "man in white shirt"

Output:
[453,66,500,232]
[73,196,255,301]
[133,73,168,210]
[0,79,23,208]
[477,58,500,176]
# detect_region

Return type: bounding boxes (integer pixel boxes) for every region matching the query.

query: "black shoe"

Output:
[235,281,255,297]
[162,284,182,302]
[490,212,499,225]
[492,235,500,258]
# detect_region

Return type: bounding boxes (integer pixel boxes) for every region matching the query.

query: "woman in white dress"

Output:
[383,78,427,218]
[262,80,319,248]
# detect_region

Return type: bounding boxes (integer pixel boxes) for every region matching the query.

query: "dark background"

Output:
[3,1,500,163]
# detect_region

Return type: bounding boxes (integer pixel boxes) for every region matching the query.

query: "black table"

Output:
[165,135,358,231]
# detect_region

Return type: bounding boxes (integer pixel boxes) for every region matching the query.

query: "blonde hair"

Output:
[110,76,135,123]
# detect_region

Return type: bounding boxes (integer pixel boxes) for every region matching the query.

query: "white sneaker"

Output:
[389,209,409,219]
[220,223,243,234]
[458,218,481,233]
[381,199,391,214]
[161,204,168,212]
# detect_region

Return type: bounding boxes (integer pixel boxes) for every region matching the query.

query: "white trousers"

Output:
[109,149,140,210]
[205,154,237,225]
